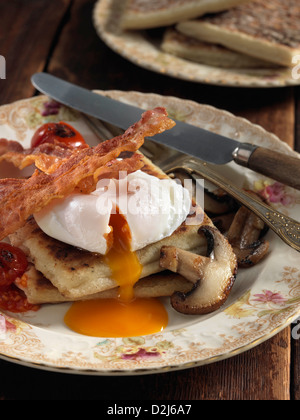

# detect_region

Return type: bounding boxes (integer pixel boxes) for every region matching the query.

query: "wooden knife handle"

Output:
[234,145,300,190]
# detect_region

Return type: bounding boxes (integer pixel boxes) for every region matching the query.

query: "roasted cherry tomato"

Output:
[31,122,88,149]
[0,285,39,313]
[0,243,28,288]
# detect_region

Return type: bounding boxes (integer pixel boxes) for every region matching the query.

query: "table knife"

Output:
[31,72,300,191]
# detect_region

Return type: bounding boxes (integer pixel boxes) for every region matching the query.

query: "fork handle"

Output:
[171,158,300,253]
[233,144,300,191]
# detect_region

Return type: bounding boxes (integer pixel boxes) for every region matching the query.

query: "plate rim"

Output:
[0,313,296,376]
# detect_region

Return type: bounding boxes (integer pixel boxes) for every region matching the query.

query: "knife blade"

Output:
[31,72,300,190]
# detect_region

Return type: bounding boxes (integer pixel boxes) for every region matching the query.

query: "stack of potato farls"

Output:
[121,0,300,69]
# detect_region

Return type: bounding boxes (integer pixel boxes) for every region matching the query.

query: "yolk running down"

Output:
[104,210,142,302]
[64,209,169,338]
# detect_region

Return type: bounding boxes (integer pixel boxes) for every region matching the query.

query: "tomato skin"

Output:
[0,244,39,313]
[31,122,88,149]
[0,243,28,288]
[0,285,39,313]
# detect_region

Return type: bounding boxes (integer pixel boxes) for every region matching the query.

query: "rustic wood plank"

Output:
[47,0,109,86]
[233,88,295,148]
[0,0,71,105]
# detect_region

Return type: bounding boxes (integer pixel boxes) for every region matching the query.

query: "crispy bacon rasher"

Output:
[0,107,175,241]
[0,139,74,174]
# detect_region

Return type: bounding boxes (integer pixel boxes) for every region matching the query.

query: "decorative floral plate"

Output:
[92,0,300,88]
[0,92,299,376]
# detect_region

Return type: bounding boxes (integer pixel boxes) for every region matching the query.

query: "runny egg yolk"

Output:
[104,210,142,302]
[64,209,168,338]
[64,298,168,338]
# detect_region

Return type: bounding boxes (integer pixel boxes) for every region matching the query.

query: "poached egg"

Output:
[34,170,191,337]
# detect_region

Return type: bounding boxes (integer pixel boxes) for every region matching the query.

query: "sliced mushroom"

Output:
[212,212,236,234]
[160,226,238,315]
[204,188,237,215]
[226,206,270,268]
[170,172,237,216]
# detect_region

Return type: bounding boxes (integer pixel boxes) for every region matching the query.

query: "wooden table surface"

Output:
[0,0,299,401]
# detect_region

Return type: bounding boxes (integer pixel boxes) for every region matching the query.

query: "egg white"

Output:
[34,171,191,254]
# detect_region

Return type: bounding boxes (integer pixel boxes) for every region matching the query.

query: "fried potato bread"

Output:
[177,0,300,67]
[16,265,192,305]
[121,0,251,30]
[162,28,277,68]
[10,215,208,301]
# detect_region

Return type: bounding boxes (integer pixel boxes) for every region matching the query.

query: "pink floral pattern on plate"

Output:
[253,290,287,305]
[254,180,297,207]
